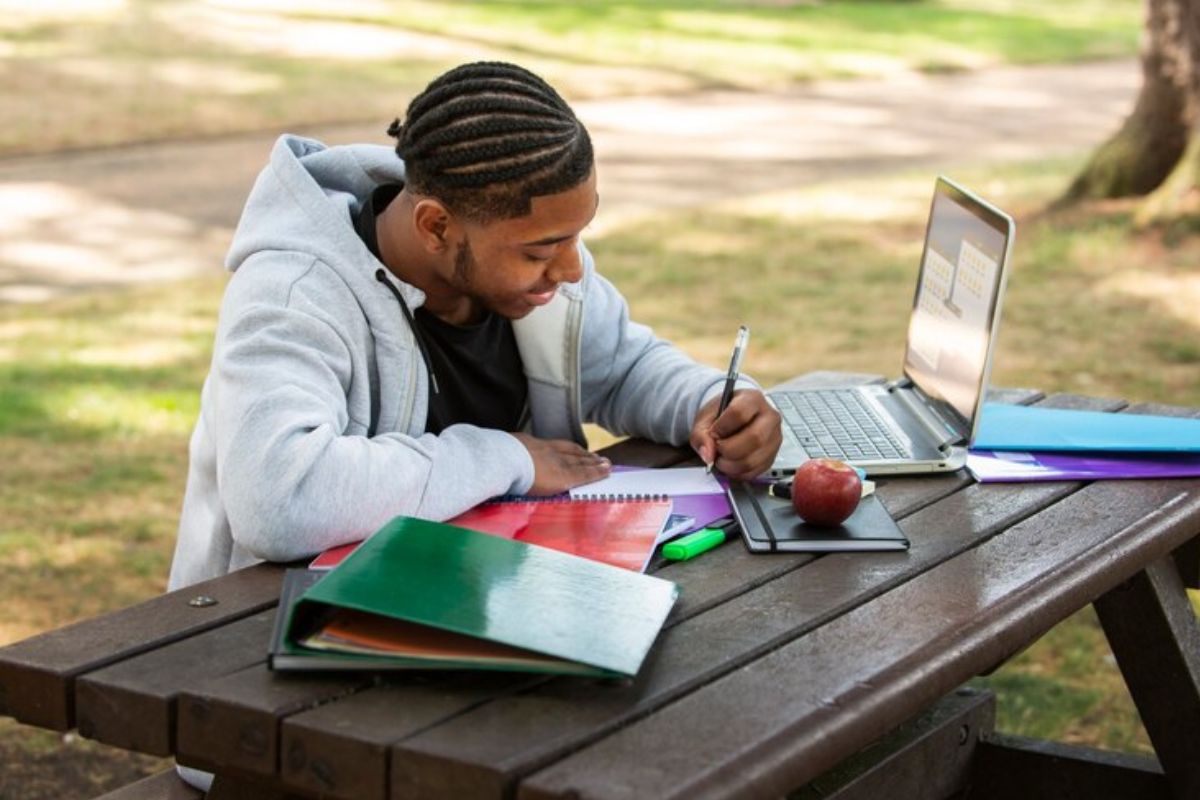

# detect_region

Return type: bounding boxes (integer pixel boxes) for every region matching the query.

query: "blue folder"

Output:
[975,403,1200,453]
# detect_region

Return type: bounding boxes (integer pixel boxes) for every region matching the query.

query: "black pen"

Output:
[707,325,750,475]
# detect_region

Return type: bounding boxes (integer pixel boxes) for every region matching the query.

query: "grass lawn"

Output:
[0,0,1140,156]
[2,157,1197,793]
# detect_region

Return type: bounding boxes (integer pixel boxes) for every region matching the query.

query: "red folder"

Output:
[310,496,672,573]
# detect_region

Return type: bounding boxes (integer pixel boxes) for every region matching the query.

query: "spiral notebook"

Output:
[309,495,672,573]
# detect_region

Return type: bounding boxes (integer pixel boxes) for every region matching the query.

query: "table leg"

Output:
[791,687,995,800]
[1172,536,1200,590]
[1093,553,1200,800]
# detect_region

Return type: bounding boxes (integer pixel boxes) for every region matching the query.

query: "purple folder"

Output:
[967,449,1200,483]
[607,465,733,530]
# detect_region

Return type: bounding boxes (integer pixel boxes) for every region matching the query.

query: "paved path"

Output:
[0,59,1138,303]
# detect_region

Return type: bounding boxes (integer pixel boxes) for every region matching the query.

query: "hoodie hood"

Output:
[226,134,426,309]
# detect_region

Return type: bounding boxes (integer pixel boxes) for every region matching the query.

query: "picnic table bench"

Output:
[2,371,1199,800]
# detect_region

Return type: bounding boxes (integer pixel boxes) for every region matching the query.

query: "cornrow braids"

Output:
[388,62,594,222]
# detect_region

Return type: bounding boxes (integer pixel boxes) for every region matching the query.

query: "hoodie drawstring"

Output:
[375,269,440,395]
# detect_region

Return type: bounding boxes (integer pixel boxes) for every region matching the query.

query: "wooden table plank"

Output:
[519,477,1200,800]
[75,609,279,756]
[970,734,1168,800]
[175,663,377,777]
[0,563,284,730]
[791,687,995,800]
[280,672,542,800]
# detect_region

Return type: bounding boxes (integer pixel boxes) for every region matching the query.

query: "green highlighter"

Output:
[662,518,739,561]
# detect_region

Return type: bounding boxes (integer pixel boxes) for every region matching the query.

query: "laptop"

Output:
[768,176,1015,478]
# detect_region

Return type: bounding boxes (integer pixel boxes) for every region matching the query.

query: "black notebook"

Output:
[727,481,910,553]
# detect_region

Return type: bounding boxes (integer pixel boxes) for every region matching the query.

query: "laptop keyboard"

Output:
[775,390,912,461]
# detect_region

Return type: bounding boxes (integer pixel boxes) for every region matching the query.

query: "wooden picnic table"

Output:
[2,371,1199,800]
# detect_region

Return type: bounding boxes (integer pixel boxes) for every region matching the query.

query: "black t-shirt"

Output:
[354,185,528,435]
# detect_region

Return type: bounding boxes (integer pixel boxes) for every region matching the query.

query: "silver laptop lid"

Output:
[902,176,1014,446]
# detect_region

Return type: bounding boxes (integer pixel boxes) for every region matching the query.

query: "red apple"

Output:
[791,458,862,527]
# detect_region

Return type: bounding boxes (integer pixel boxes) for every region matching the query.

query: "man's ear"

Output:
[412,199,452,253]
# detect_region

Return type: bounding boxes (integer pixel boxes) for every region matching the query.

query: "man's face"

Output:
[448,170,598,320]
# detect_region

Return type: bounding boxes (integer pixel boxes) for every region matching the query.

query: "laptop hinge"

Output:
[890,382,966,449]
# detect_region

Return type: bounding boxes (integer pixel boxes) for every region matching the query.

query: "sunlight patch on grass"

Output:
[660,229,756,258]
[49,58,161,89]
[46,384,194,437]
[0,182,231,301]
[940,0,1138,28]
[1096,271,1200,333]
[734,179,933,224]
[156,59,283,95]
[1,278,219,438]
[0,0,124,27]
[166,1,495,62]
[72,339,205,369]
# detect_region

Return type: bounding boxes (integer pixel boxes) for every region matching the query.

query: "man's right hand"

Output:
[511,433,612,495]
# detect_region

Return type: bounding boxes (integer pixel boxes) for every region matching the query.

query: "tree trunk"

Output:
[1138,0,1200,223]
[1063,0,1193,203]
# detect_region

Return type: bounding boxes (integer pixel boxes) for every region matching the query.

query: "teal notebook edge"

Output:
[279,516,679,677]
[976,403,1200,453]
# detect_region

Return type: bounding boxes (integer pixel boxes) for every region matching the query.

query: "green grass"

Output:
[0,0,1141,156]
[0,278,225,642]
[0,718,168,800]
[335,0,1139,82]
[972,607,1152,754]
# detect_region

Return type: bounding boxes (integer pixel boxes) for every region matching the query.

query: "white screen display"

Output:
[903,187,1008,424]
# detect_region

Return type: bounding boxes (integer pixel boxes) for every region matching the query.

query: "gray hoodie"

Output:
[168,135,741,590]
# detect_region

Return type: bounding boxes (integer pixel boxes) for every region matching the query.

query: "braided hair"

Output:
[388,62,594,223]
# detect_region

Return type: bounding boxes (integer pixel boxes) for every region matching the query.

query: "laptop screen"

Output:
[903,178,1013,436]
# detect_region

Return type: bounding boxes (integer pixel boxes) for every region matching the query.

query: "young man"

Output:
[168,61,782,592]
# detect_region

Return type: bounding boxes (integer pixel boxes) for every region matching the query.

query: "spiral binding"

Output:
[489,493,669,504]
